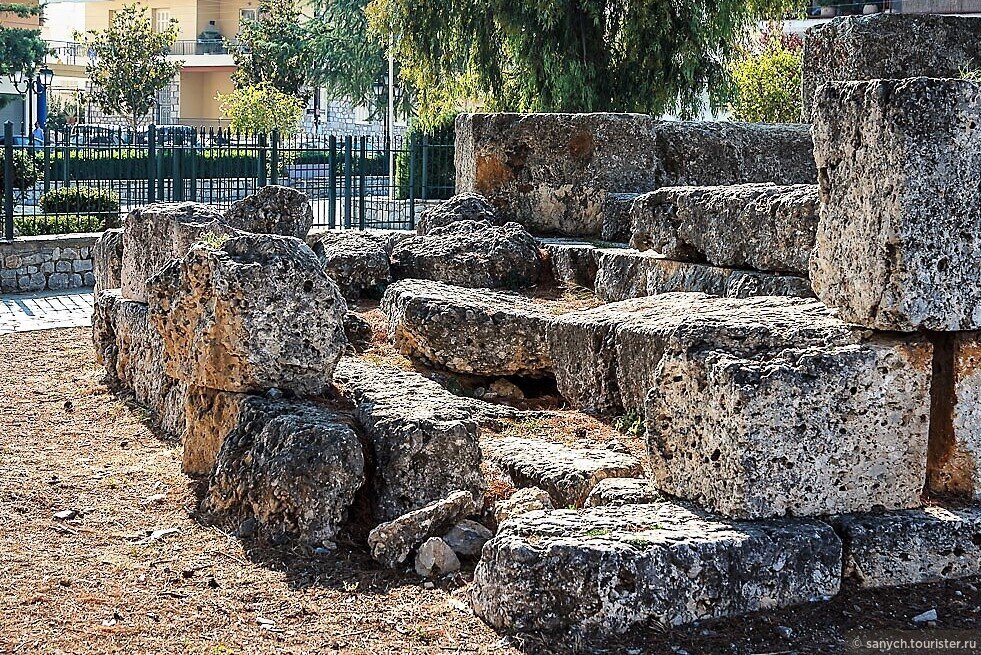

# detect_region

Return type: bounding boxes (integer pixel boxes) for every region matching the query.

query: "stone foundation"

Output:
[0,233,99,293]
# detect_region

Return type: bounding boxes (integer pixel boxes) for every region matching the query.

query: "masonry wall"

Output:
[0,233,100,293]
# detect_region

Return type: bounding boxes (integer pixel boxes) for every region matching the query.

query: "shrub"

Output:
[14,214,111,236]
[0,149,40,190]
[395,115,456,201]
[39,186,121,216]
[728,26,804,123]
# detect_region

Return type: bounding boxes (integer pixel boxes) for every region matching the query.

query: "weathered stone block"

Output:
[147,233,348,395]
[367,490,477,568]
[334,359,486,521]
[484,437,642,507]
[381,279,553,377]
[834,506,981,588]
[120,202,230,302]
[541,239,599,290]
[802,14,981,119]
[630,184,818,275]
[471,503,841,636]
[811,78,981,331]
[600,192,639,243]
[308,230,391,299]
[585,477,663,508]
[223,185,314,239]
[929,334,981,502]
[416,192,502,235]
[391,220,545,289]
[92,289,120,376]
[182,387,255,475]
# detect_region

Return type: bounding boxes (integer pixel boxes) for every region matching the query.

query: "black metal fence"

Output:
[1,121,455,240]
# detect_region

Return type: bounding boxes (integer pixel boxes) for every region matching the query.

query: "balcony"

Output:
[166,39,244,57]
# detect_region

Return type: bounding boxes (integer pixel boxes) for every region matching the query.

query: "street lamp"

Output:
[9,65,55,146]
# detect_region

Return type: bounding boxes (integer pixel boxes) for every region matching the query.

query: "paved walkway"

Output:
[0,289,94,335]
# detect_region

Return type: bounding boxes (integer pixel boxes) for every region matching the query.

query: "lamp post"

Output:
[373,68,401,201]
[9,65,55,149]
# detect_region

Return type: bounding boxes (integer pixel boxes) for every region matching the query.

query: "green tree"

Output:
[727,26,803,123]
[0,3,47,90]
[369,0,796,125]
[218,84,305,134]
[76,4,182,133]
[233,0,316,101]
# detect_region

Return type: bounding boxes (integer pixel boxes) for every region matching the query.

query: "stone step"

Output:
[540,239,601,290]
[381,279,553,377]
[585,477,664,507]
[483,437,643,507]
[630,183,819,276]
[471,502,841,637]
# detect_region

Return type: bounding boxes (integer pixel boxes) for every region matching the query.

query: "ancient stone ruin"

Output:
[90,13,981,647]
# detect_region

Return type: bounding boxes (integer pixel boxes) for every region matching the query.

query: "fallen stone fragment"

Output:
[416,192,501,235]
[630,184,819,276]
[381,279,553,377]
[493,487,553,527]
[834,506,981,589]
[334,359,486,521]
[92,228,123,295]
[368,490,477,568]
[811,78,981,331]
[443,520,493,558]
[120,202,230,303]
[471,503,841,636]
[146,233,348,395]
[203,400,364,548]
[485,437,643,507]
[342,312,374,352]
[585,477,663,508]
[912,609,938,624]
[415,537,462,577]
[223,185,314,239]
[540,239,599,290]
[391,220,545,289]
[308,230,391,299]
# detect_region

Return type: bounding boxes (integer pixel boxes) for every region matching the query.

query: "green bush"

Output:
[395,116,456,201]
[728,27,803,123]
[39,186,121,216]
[47,149,262,181]
[14,214,111,236]
[0,149,40,190]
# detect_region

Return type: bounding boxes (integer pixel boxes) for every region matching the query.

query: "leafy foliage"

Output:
[76,4,182,132]
[218,84,305,134]
[0,149,39,190]
[727,26,803,123]
[368,0,797,124]
[0,3,46,79]
[15,213,117,236]
[233,0,317,100]
[39,186,120,215]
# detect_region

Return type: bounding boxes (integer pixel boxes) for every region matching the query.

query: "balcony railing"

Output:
[166,39,244,56]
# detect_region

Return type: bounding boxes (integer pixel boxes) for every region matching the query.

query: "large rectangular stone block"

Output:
[630,184,819,276]
[456,113,815,237]
[811,78,981,331]
[802,14,981,119]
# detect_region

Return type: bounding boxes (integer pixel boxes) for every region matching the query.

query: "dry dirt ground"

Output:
[2,327,981,655]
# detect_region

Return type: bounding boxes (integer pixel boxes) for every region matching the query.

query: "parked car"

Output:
[154,124,199,146]
[70,124,132,147]
[0,134,32,146]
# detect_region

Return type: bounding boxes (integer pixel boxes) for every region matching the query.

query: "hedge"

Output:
[39,186,121,215]
[395,117,456,201]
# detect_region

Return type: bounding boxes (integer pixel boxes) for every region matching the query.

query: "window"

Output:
[240,8,256,25]
[108,9,117,24]
[152,8,172,33]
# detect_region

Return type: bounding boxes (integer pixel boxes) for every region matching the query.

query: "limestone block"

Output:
[202,400,364,548]
[92,289,120,377]
[92,228,123,295]
[648,336,932,518]
[381,279,553,377]
[540,239,598,290]
[630,184,818,275]
[834,505,981,588]
[811,78,981,331]
[146,233,348,395]
[183,387,256,475]
[929,334,981,502]
[493,487,553,527]
[367,490,477,568]
[584,477,664,508]
[391,220,545,289]
[334,359,486,521]
[802,14,981,119]
[484,437,643,507]
[471,503,841,636]
[600,192,639,243]
[223,185,314,239]
[120,202,230,302]
[308,230,391,299]
[416,192,501,235]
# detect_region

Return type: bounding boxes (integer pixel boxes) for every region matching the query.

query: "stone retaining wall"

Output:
[0,233,100,293]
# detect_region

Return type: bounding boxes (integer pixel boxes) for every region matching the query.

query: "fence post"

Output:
[188,127,198,202]
[358,136,366,230]
[270,129,279,186]
[408,135,417,231]
[172,129,184,202]
[3,122,13,241]
[147,124,157,204]
[328,135,337,229]
[258,133,268,188]
[42,129,51,195]
[421,133,429,201]
[62,127,70,186]
[343,135,352,229]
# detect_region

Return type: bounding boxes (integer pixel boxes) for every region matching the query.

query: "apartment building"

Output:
[0,0,42,128]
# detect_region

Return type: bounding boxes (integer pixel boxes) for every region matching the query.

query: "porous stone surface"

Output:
[585,477,664,508]
[485,437,643,507]
[416,192,502,235]
[593,248,813,303]
[471,503,841,636]
[493,487,553,527]
[391,220,545,289]
[92,228,123,294]
[334,359,486,521]
[541,239,599,290]
[308,230,391,299]
[202,400,364,548]
[647,329,932,519]
[368,490,477,568]
[811,78,981,331]
[601,193,640,243]
[834,506,981,588]
[182,387,259,475]
[414,537,462,577]
[92,289,120,376]
[443,520,493,558]
[456,114,815,237]
[929,334,981,502]
[381,279,553,377]
[342,312,374,352]
[120,202,230,302]
[630,184,819,276]
[802,14,981,120]
[146,233,348,395]
[223,185,314,239]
